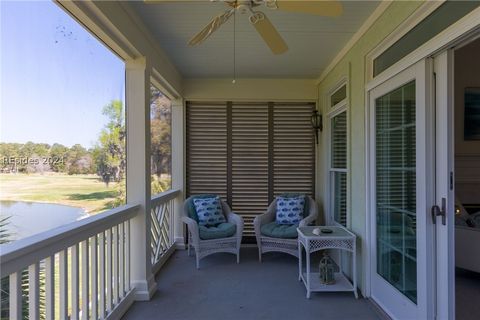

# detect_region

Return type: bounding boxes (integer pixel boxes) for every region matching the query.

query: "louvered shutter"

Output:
[186,101,316,238]
[273,103,315,197]
[231,103,269,236]
[186,102,227,199]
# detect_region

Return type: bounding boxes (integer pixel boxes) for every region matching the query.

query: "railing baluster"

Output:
[119,222,125,298]
[113,225,119,305]
[125,220,130,291]
[71,244,79,320]
[45,255,55,320]
[81,240,89,320]
[91,235,98,320]
[106,228,113,312]
[59,249,68,320]
[28,262,40,320]
[9,271,22,319]
[98,232,106,318]
[170,200,174,246]
[0,202,144,320]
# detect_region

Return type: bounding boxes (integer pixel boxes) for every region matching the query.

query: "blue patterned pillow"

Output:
[193,196,226,226]
[275,196,305,225]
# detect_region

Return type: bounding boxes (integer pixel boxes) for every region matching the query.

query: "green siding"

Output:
[317,1,423,293]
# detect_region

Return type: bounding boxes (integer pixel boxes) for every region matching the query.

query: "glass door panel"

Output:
[375,80,418,303]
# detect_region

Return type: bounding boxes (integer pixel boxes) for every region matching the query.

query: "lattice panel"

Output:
[307,239,353,252]
[151,199,174,265]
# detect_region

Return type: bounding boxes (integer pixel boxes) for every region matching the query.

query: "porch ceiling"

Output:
[128,0,381,78]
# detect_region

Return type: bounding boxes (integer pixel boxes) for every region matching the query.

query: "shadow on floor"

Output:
[123,248,384,320]
[456,268,480,320]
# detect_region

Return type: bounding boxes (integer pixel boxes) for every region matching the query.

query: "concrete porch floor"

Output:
[123,247,385,320]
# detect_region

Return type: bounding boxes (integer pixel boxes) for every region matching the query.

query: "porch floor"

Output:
[123,247,385,320]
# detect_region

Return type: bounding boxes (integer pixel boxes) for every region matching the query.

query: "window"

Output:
[150,85,172,195]
[186,102,315,236]
[0,1,126,241]
[330,84,347,107]
[328,84,348,226]
[373,1,479,77]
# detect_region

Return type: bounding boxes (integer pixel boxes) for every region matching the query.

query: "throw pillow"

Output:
[275,196,305,225]
[193,196,226,226]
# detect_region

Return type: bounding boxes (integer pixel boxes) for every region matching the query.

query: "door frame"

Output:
[432,49,456,320]
[365,19,480,320]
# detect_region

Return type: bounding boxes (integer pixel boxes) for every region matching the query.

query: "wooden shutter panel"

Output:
[186,102,227,199]
[273,103,315,197]
[186,101,316,238]
[231,103,269,236]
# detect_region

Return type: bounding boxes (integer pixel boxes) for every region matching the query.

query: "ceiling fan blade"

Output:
[188,9,235,46]
[273,0,343,17]
[251,12,288,54]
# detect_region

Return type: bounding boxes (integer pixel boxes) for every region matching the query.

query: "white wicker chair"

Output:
[254,196,318,261]
[182,196,244,269]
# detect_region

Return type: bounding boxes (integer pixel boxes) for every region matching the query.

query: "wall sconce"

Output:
[311,110,322,144]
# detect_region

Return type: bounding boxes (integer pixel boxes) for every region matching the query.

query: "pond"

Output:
[0,201,87,242]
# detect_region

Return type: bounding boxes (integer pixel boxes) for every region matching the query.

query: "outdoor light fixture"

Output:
[311,109,322,144]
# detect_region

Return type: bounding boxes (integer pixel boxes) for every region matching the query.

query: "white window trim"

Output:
[366,2,480,90]
[325,80,349,227]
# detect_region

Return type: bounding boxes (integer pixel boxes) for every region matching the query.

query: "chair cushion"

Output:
[279,193,309,218]
[275,196,305,225]
[185,194,218,222]
[193,196,226,226]
[199,222,236,240]
[261,222,298,239]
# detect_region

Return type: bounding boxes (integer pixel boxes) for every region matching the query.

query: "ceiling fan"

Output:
[146,1,343,54]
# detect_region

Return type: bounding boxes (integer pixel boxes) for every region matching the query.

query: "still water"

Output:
[0,200,86,241]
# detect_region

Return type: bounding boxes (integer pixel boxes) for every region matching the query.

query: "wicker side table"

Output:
[297,226,358,299]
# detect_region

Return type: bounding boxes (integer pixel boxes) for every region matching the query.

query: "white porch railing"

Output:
[0,204,139,320]
[150,189,180,274]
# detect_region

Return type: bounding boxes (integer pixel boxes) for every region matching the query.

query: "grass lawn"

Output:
[0,173,122,213]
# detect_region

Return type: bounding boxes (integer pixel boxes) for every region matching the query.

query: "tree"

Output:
[66,144,93,174]
[150,86,172,179]
[49,143,68,172]
[93,100,126,186]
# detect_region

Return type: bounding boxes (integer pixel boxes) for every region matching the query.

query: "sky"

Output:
[0,0,125,148]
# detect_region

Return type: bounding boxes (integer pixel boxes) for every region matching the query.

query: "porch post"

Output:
[171,98,185,247]
[125,57,156,300]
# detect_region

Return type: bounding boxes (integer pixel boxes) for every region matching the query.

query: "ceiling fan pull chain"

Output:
[264,0,278,10]
[249,11,265,24]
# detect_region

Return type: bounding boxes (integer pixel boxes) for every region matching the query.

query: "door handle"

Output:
[431,197,446,225]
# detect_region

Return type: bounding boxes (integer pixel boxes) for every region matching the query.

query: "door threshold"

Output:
[368,298,393,320]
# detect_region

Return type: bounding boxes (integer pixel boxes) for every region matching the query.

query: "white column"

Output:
[126,57,156,301]
[171,98,185,248]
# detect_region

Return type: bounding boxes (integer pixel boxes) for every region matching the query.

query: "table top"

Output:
[297,226,355,239]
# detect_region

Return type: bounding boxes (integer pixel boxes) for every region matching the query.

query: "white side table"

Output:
[297,226,357,299]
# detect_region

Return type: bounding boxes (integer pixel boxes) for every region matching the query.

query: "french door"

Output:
[369,59,436,319]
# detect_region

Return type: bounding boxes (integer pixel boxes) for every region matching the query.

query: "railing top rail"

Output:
[151,189,181,206]
[0,204,140,277]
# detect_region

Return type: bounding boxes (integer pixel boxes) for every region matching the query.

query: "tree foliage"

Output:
[150,86,172,182]
[92,100,126,186]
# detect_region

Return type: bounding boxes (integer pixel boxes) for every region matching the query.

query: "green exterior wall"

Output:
[317,1,423,294]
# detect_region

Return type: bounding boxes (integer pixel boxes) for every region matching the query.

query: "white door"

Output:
[369,59,436,319]
[433,49,455,320]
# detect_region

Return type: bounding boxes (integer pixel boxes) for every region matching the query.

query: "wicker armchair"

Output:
[254,196,318,261]
[182,195,244,269]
